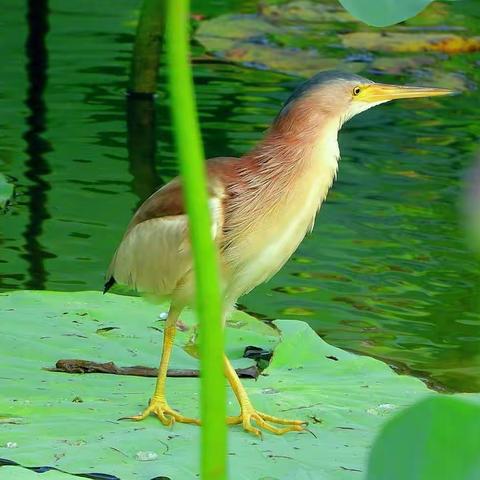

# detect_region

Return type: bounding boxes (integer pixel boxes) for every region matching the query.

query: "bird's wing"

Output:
[105,173,225,296]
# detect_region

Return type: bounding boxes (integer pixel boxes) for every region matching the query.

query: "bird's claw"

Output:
[227,408,306,437]
[121,398,200,427]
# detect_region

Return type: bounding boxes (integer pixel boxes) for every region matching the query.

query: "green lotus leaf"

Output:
[367,396,480,479]
[1,291,479,479]
[338,0,434,27]
[0,467,77,479]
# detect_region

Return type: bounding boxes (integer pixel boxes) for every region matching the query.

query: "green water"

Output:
[1,0,480,392]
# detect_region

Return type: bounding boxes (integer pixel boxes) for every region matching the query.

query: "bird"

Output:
[105,71,453,436]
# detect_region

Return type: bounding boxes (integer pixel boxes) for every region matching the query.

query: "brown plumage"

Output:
[105,71,453,435]
[106,95,340,309]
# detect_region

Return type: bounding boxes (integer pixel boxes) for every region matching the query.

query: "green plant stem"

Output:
[165,1,227,479]
[128,0,164,94]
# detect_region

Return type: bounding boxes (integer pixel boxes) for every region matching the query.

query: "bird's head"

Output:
[277,71,454,132]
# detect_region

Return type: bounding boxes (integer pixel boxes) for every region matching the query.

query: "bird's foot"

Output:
[227,406,306,437]
[123,397,200,427]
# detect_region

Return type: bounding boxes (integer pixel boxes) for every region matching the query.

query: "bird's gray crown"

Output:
[279,70,371,114]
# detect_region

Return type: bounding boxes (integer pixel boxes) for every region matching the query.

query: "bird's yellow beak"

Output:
[355,83,456,103]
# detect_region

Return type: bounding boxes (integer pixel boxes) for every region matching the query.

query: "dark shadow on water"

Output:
[126,95,161,207]
[22,0,53,289]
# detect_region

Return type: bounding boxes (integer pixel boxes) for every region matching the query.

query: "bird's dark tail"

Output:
[103,276,116,294]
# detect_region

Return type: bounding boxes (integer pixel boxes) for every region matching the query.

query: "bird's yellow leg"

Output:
[224,355,306,436]
[126,307,200,426]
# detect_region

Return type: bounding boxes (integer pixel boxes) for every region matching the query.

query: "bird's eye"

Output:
[353,86,361,96]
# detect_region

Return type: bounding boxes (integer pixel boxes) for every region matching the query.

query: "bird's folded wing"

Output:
[106,177,224,296]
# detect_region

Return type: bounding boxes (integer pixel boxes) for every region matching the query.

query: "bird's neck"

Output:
[222,109,341,293]
[243,107,341,191]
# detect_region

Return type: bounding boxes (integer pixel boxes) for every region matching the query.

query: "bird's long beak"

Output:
[356,83,456,103]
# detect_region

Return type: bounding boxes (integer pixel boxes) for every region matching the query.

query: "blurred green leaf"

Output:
[263,1,355,23]
[2,291,480,478]
[195,1,476,88]
[195,12,360,77]
[0,173,14,210]
[367,396,480,480]
[341,31,480,53]
[338,0,434,27]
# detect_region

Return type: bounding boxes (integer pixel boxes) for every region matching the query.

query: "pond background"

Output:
[1,0,480,392]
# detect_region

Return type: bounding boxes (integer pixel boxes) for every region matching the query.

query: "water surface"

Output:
[1,0,480,392]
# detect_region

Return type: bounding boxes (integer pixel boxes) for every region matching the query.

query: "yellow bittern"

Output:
[105,71,453,436]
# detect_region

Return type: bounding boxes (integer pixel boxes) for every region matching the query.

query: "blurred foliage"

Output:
[367,396,480,479]
[195,0,478,90]
[0,174,14,210]
[463,156,480,258]
[2,291,480,478]
[339,0,435,27]
[341,31,480,53]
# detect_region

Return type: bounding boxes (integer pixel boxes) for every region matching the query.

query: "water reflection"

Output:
[126,95,161,204]
[22,0,52,290]
[463,155,480,258]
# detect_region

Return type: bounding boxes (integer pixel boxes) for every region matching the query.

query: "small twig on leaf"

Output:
[45,359,258,379]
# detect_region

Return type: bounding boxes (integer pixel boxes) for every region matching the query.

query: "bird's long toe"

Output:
[228,409,306,437]
[257,411,306,426]
[123,399,200,427]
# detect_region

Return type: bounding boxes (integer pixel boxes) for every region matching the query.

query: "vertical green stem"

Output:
[165,1,227,480]
[128,0,164,95]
